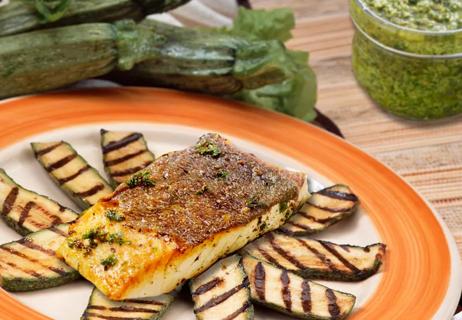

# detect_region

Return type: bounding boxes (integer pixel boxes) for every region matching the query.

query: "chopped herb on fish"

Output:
[216,170,229,179]
[108,232,127,245]
[196,141,221,158]
[126,171,155,188]
[106,209,125,222]
[101,254,117,270]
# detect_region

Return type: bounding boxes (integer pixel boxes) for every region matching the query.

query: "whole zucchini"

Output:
[0,0,191,37]
[0,19,293,99]
[0,23,118,98]
[109,19,290,94]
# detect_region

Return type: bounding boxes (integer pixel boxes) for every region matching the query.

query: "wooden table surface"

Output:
[253,0,462,258]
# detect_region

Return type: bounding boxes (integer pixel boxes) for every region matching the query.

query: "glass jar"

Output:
[350,0,462,120]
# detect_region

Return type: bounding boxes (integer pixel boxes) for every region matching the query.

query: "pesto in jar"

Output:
[350,0,462,120]
[352,31,462,120]
[363,0,462,31]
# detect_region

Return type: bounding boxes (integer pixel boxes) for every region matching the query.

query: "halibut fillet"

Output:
[58,133,309,299]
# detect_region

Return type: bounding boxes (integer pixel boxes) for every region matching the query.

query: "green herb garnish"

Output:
[216,170,229,179]
[67,238,83,249]
[127,170,155,188]
[106,209,125,222]
[82,228,108,248]
[258,221,267,232]
[83,229,105,241]
[101,254,117,270]
[279,201,288,212]
[80,228,127,247]
[67,239,76,248]
[246,196,262,208]
[196,141,221,158]
[108,232,127,245]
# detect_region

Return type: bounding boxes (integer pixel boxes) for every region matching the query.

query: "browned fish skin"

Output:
[105,133,305,249]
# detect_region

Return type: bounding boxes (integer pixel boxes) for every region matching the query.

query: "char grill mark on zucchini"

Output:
[82,287,175,320]
[326,289,341,318]
[254,261,266,301]
[265,233,306,269]
[0,224,79,292]
[280,185,359,236]
[0,169,78,235]
[243,232,386,281]
[34,142,62,156]
[2,187,18,215]
[31,141,113,209]
[301,279,311,313]
[280,269,291,311]
[242,255,355,320]
[190,254,254,320]
[0,245,66,276]
[192,277,223,296]
[102,131,142,153]
[101,130,155,187]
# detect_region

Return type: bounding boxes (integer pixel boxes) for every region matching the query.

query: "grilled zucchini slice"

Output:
[0,224,79,291]
[82,287,175,320]
[100,129,155,187]
[31,141,113,209]
[0,169,78,235]
[243,233,385,281]
[280,185,358,236]
[242,255,356,320]
[190,254,253,320]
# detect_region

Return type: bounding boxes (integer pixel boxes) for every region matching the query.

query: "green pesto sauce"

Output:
[352,30,462,120]
[364,0,462,31]
[351,0,462,120]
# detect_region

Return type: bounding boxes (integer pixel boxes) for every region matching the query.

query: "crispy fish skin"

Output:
[58,134,308,300]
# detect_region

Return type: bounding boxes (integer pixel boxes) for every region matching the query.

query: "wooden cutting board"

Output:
[253,0,462,258]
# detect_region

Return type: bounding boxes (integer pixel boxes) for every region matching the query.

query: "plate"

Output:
[0,87,459,320]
